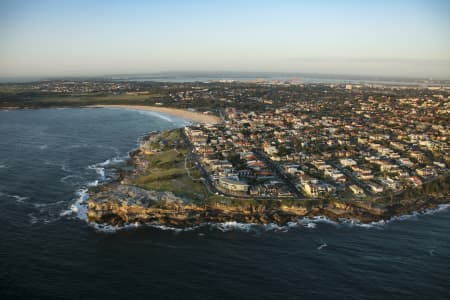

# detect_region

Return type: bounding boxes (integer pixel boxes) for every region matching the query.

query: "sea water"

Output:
[1,108,449,299]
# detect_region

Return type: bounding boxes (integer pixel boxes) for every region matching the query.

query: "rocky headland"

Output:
[85,130,450,229]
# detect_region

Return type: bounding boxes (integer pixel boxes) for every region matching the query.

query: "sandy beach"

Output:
[89,105,221,124]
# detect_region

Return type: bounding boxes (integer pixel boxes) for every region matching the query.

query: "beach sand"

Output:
[89,105,221,124]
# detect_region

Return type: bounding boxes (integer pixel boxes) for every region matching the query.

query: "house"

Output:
[367,181,384,193]
[284,164,300,175]
[416,167,436,178]
[340,158,357,167]
[218,177,249,193]
[409,176,423,187]
[263,143,278,155]
[302,180,336,197]
[349,185,364,195]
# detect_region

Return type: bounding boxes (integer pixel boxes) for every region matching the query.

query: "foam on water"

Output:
[136,110,174,123]
[79,202,450,234]
[27,212,39,224]
[61,163,71,173]
[87,155,128,182]
[212,221,255,232]
[90,222,140,233]
[0,191,29,203]
[317,242,328,250]
[84,204,450,234]
[76,201,450,234]
[33,200,66,209]
[424,203,450,214]
[87,180,99,187]
[11,195,29,203]
[61,154,127,221]
[88,165,106,180]
[304,222,317,229]
[61,189,89,220]
[132,109,191,127]
[96,157,126,167]
[60,174,84,185]
[384,204,450,224]
[89,218,330,234]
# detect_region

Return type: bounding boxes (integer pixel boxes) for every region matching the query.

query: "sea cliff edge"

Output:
[85,130,450,229]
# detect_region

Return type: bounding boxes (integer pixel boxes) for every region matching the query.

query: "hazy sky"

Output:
[1,0,449,78]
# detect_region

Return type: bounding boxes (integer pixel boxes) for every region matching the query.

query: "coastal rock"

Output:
[84,131,450,229]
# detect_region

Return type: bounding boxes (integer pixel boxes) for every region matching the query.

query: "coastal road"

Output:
[254,150,304,199]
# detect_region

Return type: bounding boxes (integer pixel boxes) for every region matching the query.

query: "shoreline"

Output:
[88,105,221,124]
[85,129,450,229]
[0,105,222,125]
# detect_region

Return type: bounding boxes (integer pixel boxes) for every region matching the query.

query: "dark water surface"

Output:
[1,108,449,299]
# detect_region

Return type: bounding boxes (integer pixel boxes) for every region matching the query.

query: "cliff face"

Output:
[86,183,449,228]
[84,130,450,229]
[86,184,312,227]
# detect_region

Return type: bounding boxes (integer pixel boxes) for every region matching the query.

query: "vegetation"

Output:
[133,129,210,203]
[0,93,164,108]
[375,175,450,205]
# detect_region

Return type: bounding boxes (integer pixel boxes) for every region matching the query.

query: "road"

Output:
[254,149,305,198]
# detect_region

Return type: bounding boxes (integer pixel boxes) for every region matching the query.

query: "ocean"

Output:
[111,72,427,86]
[0,108,449,299]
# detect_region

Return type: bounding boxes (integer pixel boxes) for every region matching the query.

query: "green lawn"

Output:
[0,92,166,108]
[133,130,209,202]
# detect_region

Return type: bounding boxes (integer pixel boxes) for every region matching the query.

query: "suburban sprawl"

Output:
[1,78,449,226]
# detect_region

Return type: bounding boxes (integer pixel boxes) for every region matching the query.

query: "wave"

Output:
[38,144,48,150]
[61,163,71,173]
[384,204,450,224]
[0,164,6,168]
[28,212,39,224]
[85,158,123,185]
[0,191,29,203]
[87,156,128,181]
[60,174,84,185]
[136,110,175,122]
[133,109,190,126]
[95,156,127,167]
[60,189,89,220]
[324,204,450,229]
[1,191,73,225]
[317,241,328,250]
[211,221,255,232]
[423,203,450,214]
[88,220,314,234]
[60,109,190,224]
[33,200,66,209]
[85,204,450,233]
[89,222,143,233]
[12,195,29,203]
[61,154,128,220]
[88,165,105,179]
[24,200,70,225]
[87,180,99,187]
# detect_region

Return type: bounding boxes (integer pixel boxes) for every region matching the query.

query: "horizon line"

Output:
[1,70,450,83]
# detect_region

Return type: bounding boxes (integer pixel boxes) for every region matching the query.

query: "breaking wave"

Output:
[0,192,29,203]
[60,155,128,221]
[134,109,190,126]
[60,188,89,220]
[136,110,174,122]
[87,204,450,233]
[317,241,328,250]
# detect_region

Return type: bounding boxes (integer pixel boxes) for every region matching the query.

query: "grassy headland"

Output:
[132,129,210,202]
